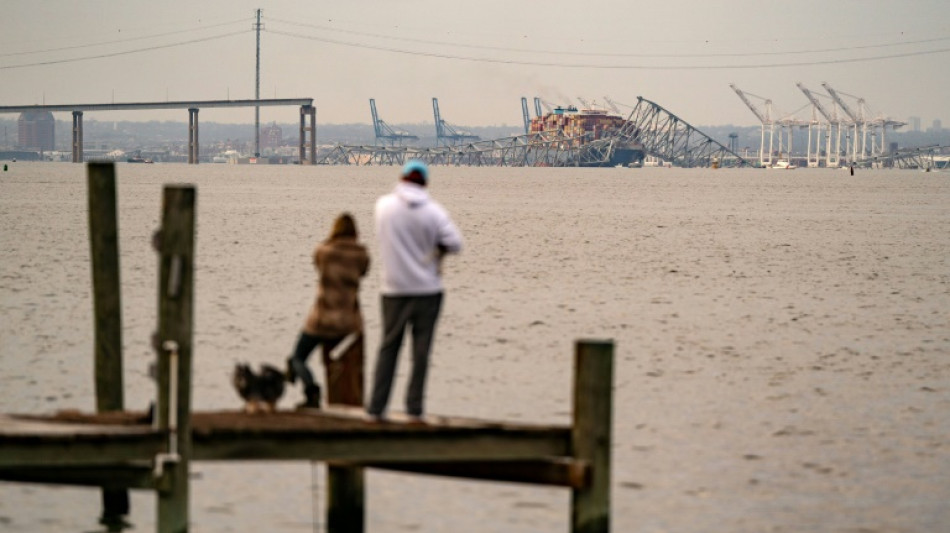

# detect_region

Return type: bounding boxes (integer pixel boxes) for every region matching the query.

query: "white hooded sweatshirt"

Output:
[375,181,463,296]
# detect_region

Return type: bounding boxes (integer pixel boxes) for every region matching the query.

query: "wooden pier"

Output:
[0,163,613,533]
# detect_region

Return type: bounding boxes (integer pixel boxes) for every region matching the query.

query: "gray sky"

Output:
[3,0,948,129]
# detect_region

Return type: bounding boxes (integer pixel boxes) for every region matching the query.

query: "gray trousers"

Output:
[367,293,443,417]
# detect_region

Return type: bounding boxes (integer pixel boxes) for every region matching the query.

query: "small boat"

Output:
[127,156,153,164]
[770,160,796,169]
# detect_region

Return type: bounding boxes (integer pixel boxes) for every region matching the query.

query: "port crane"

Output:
[822,83,905,163]
[730,83,775,167]
[796,83,842,167]
[775,104,811,165]
[821,83,864,164]
[432,98,479,147]
[521,97,531,135]
[533,97,543,118]
[369,99,418,146]
[843,90,903,160]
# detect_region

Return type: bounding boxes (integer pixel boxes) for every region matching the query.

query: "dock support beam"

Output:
[188,108,199,164]
[87,162,130,528]
[156,186,196,533]
[299,105,316,165]
[571,340,613,533]
[72,111,84,163]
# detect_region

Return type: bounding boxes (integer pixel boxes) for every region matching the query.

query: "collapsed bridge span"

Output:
[319,96,751,168]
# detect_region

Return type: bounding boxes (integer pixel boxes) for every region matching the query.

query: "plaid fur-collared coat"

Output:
[303,237,370,337]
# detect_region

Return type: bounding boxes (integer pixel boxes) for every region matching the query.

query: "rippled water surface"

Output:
[1,162,948,532]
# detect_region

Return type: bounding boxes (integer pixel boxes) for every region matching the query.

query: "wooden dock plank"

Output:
[0,409,571,467]
[0,416,165,468]
[193,429,569,462]
[0,464,157,490]
[190,408,571,462]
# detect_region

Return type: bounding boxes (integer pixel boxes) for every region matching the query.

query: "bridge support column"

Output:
[72,111,84,163]
[299,105,316,165]
[188,108,199,164]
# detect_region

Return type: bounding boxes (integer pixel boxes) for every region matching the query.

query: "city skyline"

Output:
[2,1,949,129]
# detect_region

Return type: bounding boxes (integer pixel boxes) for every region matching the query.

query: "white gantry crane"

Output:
[821,83,904,164]
[821,82,865,164]
[730,83,775,167]
[774,104,811,166]
[797,83,842,168]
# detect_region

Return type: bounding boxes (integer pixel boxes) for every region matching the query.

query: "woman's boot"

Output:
[299,384,321,409]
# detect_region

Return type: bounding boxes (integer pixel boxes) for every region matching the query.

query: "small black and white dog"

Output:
[232,363,286,413]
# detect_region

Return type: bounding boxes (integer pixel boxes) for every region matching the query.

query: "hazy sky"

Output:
[3,0,948,130]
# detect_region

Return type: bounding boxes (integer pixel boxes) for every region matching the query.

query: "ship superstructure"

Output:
[529,105,644,166]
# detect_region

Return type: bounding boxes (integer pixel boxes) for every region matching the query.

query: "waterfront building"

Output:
[17,111,55,151]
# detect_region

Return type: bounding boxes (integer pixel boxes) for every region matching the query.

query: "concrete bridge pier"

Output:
[188,108,199,164]
[72,111,84,163]
[299,105,316,164]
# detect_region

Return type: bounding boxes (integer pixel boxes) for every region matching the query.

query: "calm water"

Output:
[1,162,948,532]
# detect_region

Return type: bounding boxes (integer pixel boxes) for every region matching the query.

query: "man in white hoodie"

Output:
[367,159,463,422]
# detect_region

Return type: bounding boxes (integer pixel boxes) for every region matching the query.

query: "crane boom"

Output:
[730,84,770,125]
[432,97,444,138]
[796,83,838,123]
[538,98,554,114]
[369,98,383,137]
[821,83,859,123]
[602,96,622,114]
[521,97,531,135]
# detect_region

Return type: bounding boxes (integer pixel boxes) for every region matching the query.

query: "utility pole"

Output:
[254,8,262,158]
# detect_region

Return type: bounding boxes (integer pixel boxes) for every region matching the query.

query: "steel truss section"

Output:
[620,97,752,168]
[319,130,615,167]
[870,145,950,170]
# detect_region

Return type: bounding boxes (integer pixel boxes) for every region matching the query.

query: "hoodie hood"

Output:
[394,182,430,209]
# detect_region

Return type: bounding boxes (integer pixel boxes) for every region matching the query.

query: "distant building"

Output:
[908,116,921,132]
[932,119,943,132]
[261,122,282,150]
[17,111,55,151]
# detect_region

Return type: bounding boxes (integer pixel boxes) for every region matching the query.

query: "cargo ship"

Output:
[529,105,644,167]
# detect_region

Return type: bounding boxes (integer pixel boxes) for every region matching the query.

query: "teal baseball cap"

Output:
[401,159,429,183]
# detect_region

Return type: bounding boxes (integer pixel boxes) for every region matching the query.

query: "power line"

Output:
[0,17,251,58]
[265,16,950,59]
[266,28,950,70]
[0,30,248,70]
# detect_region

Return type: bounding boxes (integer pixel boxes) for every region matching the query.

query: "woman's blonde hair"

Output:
[328,212,358,240]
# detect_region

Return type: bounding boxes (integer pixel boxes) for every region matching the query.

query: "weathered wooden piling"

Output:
[86,162,129,527]
[87,163,125,427]
[323,334,366,533]
[155,185,196,533]
[571,340,613,533]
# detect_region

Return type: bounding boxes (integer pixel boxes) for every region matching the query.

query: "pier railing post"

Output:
[156,186,196,533]
[87,161,130,528]
[571,339,613,533]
